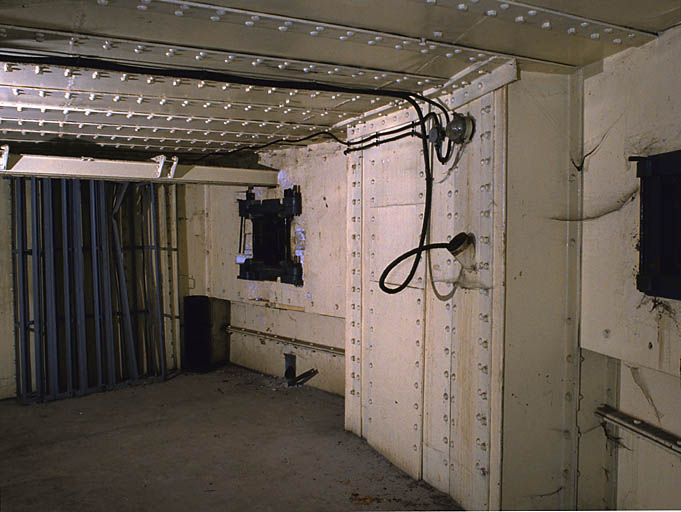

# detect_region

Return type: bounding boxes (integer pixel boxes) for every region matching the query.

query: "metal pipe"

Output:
[111,183,139,381]
[140,187,154,374]
[596,405,681,458]
[226,325,345,357]
[10,178,20,399]
[61,179,73,395]
[98,181,116,387]
[30,178,43,398]
[173,184,181,371]
[150,184,167,378]
[164,184,178,370]
[127,185,141,370]
[89,180,103,389]
[43,178,59,398]
[10,179,21,399]
[14,178,31,398]
[71,180,88,393]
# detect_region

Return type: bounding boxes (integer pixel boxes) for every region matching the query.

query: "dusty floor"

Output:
[0,364,461,512]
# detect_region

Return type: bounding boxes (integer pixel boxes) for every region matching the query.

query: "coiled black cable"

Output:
[379,233,472,294]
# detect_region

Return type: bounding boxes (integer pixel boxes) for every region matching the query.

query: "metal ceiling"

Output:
[0,0,672,158]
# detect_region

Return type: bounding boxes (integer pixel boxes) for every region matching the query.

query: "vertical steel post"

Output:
[173,184,181,371]
[61,180,73,395]
[43,179,59,398]
[89,180,103,388]
[165,184,178,370]
[30,178,43,398]
[14,179,30,398]
[72,180,88,393]
[150,184,167,378]
[98,182,116,387]
[140,186,154,374]
[11,179,23,399]
[10,178,19,397]
[126,189,139,362]
[112,183,139,380]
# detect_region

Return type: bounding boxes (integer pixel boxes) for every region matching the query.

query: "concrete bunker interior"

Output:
[1,1,681,510]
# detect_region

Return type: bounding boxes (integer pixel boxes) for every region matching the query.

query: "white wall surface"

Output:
[205,142,346,317]
[581,27,681,378]
[185,142,347,395]
[345,89,508,509]
[504,71,579,510]
[0,180,16,399]
[345,71,580,510]
[580,25,681,509]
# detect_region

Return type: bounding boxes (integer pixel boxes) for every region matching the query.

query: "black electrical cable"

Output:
[423,109,455,165]
[350,120,420,145]
[379,233,472,293]
[222,131,347,156]
[344,130,423,154]
[202,120,422,158]
[0,53,457,295]
[379,104,464,294]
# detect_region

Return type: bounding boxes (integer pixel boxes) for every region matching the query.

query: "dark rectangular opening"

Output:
[633,149,681,300]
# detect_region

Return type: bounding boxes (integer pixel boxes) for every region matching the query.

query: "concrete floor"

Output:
[0,365,461,512]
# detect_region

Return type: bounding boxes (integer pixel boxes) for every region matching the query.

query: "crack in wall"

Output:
[628,365,663,424]
[571,112,624,172]
[527,486,564,499]
[551,187,638,222]
[601,422,632,451]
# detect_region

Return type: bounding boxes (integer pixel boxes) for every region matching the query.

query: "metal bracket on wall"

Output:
[227,325,344,357]
[151,154,179,179]
[596,404,681,458]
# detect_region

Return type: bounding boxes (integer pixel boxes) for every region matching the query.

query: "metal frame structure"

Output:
[0,145,279,185]
[0,0,667,156]
[10,176,179,402]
